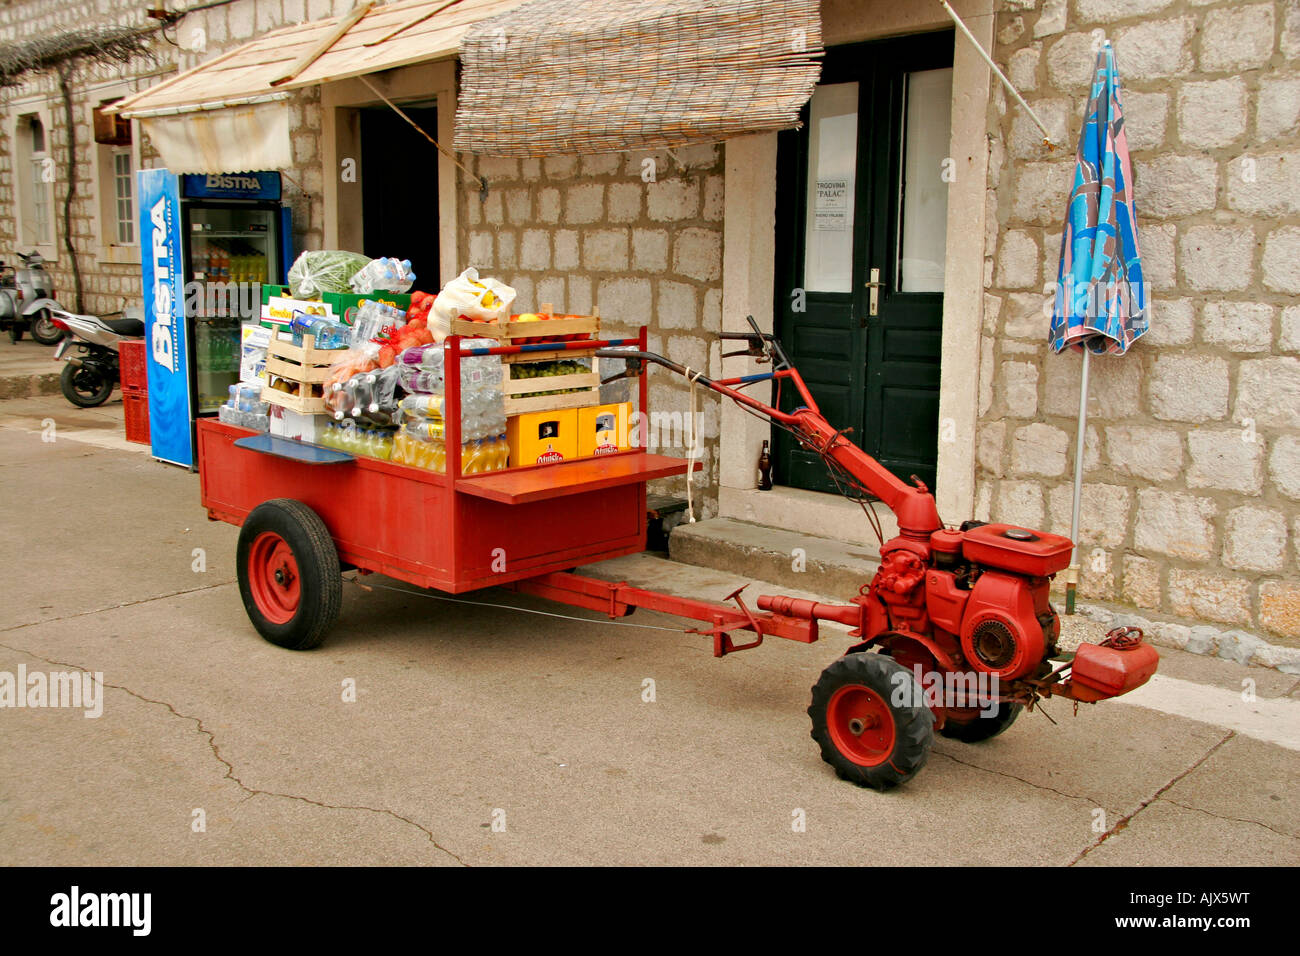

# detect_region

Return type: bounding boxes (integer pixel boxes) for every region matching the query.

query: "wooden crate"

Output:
[261,333,334,414]
[451,304,600,344]
[261,384,328,415]
[501,343,602,417]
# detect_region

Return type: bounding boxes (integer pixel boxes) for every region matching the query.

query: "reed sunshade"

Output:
[454,0,823,156]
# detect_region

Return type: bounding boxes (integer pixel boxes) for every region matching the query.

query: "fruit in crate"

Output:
[510,312,546,344]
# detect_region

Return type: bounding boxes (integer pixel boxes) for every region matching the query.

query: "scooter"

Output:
[0,251,63,345]
[49,306,144,408]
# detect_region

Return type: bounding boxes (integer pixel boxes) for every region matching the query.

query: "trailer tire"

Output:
[237,499,341,650]
[939,702,1022,743]
[808,651,933,790]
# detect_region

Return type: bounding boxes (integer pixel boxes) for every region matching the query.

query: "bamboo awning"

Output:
[110,0,529,118]
[454,0,823,156]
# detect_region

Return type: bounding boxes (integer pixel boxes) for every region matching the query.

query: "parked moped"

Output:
[49,306,144,407]
[0,251,63,345]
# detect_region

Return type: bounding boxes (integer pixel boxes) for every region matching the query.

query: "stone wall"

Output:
[0,0,161,316]
[458,147,726,510]
[980,0,1300,645]
[0,0,328,318]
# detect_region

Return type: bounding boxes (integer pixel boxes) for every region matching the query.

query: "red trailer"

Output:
[199,320,1158,790]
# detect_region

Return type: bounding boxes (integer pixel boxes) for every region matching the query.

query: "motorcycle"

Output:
[0,251,64,345]
[49,306,144,408]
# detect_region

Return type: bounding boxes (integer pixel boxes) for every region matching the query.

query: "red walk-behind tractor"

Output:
[203,318,1158,792]
[597,317,1159,789]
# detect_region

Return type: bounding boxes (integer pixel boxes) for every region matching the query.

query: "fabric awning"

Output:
[139,100,292,174]
[454,0,823,156]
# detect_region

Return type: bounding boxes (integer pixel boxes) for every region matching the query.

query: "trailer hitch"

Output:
[686,586,766,657]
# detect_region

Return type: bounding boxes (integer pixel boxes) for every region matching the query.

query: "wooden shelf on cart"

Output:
[456,451,699,505]
[261,387,328,415]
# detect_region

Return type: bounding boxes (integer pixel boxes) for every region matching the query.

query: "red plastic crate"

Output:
[119,341,148,391]
[123,388,150,445]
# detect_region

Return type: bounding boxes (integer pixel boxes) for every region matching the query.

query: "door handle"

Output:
[862,268,884,326]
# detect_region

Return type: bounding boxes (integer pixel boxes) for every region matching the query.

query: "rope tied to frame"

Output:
[683,365,704,523]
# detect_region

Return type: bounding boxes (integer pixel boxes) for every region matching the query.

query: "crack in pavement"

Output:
[931,747,1104,807]
[1160,798,1300,842]
[1069,731,1235,866]
[0,639,469,866]
[0,581,237,634]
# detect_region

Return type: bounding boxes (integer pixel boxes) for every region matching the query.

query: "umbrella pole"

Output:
[1066,349,1091,614]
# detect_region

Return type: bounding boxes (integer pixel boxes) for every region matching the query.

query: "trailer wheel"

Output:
[808,652,933,790]
[237,499,341,650]
[939,702,1022,743]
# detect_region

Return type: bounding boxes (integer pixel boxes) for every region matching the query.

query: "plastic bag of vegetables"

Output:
[287,250,372,298]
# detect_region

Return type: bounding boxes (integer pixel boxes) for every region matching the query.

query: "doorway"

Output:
[359,104,440,284]
[773,32,954,495]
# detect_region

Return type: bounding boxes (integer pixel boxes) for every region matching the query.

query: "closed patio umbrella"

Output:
[1049,41,1148,613]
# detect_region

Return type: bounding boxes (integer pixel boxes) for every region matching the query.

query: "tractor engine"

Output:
[867,523,1073,682]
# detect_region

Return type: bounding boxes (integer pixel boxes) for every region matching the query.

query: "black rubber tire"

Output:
[60,362,113,407]
[939,702,1023,743]
[236,499,342,650]
[808,651,934,790]
[30,310,63,345]
[8,322,21,343]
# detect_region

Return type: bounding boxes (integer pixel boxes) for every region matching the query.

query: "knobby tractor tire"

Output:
[60,362,113,407]
[237,499,342,650]
[939,702,1023,743]
[808,651,934,790]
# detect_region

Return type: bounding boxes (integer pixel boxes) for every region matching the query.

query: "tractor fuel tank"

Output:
[1059,639,1160,702]
[961,523,1073,577]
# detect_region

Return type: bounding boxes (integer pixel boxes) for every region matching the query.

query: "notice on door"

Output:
[814,178,849,231]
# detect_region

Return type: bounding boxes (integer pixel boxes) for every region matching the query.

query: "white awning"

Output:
[139,100,292,174]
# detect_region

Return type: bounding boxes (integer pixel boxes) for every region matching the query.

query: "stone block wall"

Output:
[0,0,326,318]
[458,146,726,511]
[0,0,159,316]
[980,0,1300,644]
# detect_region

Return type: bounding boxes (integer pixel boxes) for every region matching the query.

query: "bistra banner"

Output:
[138,168,193,468]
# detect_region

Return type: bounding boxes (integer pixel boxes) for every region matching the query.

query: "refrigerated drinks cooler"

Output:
[138,168,292,468]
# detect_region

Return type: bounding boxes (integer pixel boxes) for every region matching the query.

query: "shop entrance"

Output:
[359,103,440,283]
[773,32,953,495]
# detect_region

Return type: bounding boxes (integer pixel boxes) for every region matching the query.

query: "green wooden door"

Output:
[773,32,954,495]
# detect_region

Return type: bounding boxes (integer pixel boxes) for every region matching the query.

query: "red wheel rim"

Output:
[827,684,896,767]
[248,532,301,624]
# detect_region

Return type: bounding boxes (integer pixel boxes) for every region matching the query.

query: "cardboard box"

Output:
[322,291,412,327]
[268,405,327,444]
[578,402,632,457]
[240,324,271,383]
[261,294,334,329]
[507,409,577,466]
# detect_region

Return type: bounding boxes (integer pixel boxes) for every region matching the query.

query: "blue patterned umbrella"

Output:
[1050,42,1147,613]
[1050,42,1147,355]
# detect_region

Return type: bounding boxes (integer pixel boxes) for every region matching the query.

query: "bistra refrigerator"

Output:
[138,168,293,468]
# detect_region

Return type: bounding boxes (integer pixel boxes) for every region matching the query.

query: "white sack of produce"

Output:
[287,249,372,298]
[430,267,515,339]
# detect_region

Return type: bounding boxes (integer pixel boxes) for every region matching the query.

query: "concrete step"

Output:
[668,516,881,603]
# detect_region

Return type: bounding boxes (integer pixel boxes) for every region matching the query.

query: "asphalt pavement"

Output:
[1,395,1297,865]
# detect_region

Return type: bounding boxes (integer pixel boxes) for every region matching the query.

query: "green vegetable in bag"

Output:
[287,250,373,298]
